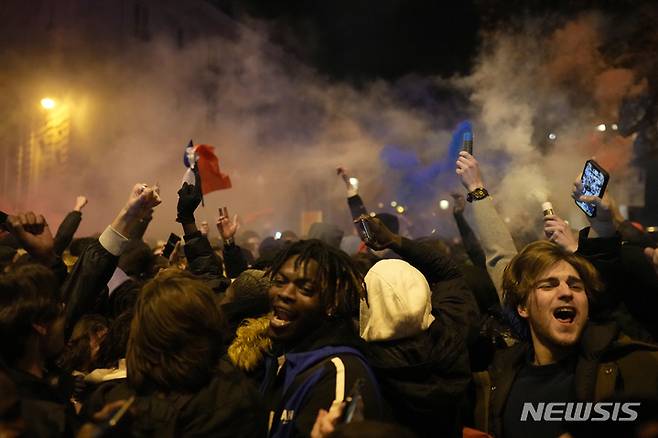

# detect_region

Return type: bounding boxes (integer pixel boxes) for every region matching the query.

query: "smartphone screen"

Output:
[575,160,609,217]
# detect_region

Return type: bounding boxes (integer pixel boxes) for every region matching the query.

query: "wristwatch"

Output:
[467,187,489,203]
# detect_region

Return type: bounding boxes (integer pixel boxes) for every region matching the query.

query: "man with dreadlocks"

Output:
[260,239,383,438]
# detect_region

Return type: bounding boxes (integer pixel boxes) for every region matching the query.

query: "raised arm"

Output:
[358,215,480,339]
[572,179,658,337]
[6,211,67,283]
[176,170,229,289]
[53,195,87,255]
[217,206,249,278]
[337,167,369,222]
[456,151,517,302]
[451,192,487,268]
[61,184,161,337]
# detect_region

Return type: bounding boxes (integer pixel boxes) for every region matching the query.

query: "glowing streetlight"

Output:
[596,124,606,132]
[548,133,557,140]
[396,205,405,214]
[40,98,56,109]
[611,123,618,131]
[274,231,282,240]
[439,199,449,210]
[390,201,398,207]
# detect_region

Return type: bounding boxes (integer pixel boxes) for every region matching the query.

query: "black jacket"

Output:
[576,229,658,341]
[223,243,250,278]
[395,237,480,342]
[86,358,267,437]
[364,237,477,438]
[453,211,487,269]
[54,211,82,256]
[367,320,470,438]
[473,322,658,437]
[183,231,231,293]
[60,240,118,338]
[8,367,79,437]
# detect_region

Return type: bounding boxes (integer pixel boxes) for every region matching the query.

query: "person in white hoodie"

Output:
[355,221,478,438]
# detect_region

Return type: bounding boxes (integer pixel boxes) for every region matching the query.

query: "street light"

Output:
[40,98,56,109]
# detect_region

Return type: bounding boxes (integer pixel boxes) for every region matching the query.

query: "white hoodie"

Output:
[360,259,435,342]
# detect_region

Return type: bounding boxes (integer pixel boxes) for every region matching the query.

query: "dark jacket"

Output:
[396,237,480,342]
[453,211,487,269]
[472,322,658,437]
[8,367,79,437]
[576,229,658,341]
[54,210,82,256]
[261,319,383,438]
[366,320,471,438]
[183,231,231,293]
[60,239,118,338]
[223,243,250,278]
[86,358,267,437]
[364,237,477,438]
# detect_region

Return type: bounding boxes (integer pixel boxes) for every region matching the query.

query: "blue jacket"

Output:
[262,336,382,438]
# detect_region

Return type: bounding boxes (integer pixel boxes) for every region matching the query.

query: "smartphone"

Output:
[574,160,610,217]
[340,378,364,424]
[162,233,181,258]
[462,131,473,155]
[354,218,374,244]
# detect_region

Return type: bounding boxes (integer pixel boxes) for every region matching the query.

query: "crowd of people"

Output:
[1,150,658,438]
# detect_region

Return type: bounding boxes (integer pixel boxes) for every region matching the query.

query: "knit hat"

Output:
[360,259,434,342]
[229,269,271,301]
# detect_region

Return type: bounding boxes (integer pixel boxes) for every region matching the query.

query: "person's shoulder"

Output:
[178,361,267,436]
[187,359,264,410]
[608,333,658,358]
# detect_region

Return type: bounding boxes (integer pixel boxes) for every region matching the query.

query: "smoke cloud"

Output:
[466,11,646,236]
[0,5,654,245]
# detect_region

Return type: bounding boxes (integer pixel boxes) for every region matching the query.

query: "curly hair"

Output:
[267,239,366,318]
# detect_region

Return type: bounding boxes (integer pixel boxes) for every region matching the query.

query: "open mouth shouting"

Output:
[270,305,295,330]
[553,306,577,324]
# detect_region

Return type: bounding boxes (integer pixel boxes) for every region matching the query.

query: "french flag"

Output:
[182,140,232,195]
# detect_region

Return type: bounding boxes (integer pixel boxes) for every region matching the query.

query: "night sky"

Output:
[210,0,641,84]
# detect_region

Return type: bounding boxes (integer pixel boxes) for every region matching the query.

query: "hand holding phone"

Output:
[573,160,609,217]
[340,378,365,424]
[162,233,181,259]
[461,131,473,155]
[572,160,616,238]
[353,215,400,250]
